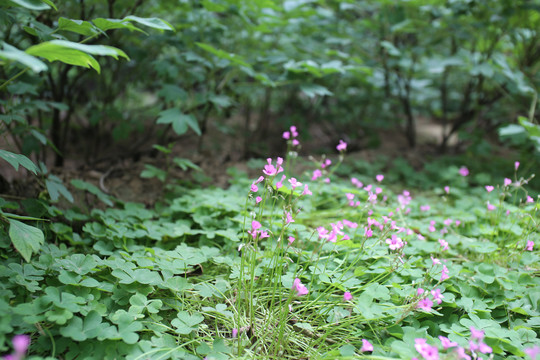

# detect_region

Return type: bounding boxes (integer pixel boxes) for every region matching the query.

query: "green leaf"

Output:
[60,311,115,341]
[156,108,201,136]
[26,40,129,73]
[8,219,44,262]
[111,310,143,344]
[92,18,144,33]
[300,84,333,98]
[8,0,53,10]
[140,164,167,182]
[171,311,204,335]
[201,0,227,12]
[45,174,74,203]
[196,42,250,68]
[71,179,114,206]
[499,124,526,138]
[0,149,38,174]
[26,42,100,73]
[339,344,356,357]
[0,42,48,73]
[163,276,191,292]
[518,116,540,137]
[123,16,175,31]
[58,18,99,36]
[45,308,73,325]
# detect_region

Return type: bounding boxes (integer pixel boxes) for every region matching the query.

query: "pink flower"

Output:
[525,345,540,360]
[288,178,302,190]
[360,339,373,352]
[487,202,496,211]
[459,166,469,176]
[301,184,312,196]
[336,139,347,151]
[324,177,330,184]
[312,169,322,181]
[431,288,444,304]
[288,236,295,245]
[285,212,294,225]
[255,196,262,204]
[342,219,358,228]
[526,240,534,251]
[343,292,353,301]
[351,178,363,188]
[415,338,439,360]
[250,184,258,192]
[282,131,290,139]
[259,231,270,239]
[478,342,492,354]
[420,205,431,212]
[276,175,286,189]
[290,126,298,137]
[12,335,31,355]
[441,265,449,281]
[444,186,450,194]
[485,185,494,192]
[293,278,308,296]
[470,327,484,341]
[292,139,299,146]
[439,239,449,251]
[386,234,404,250]
[364,227,373,238]
[232,328,238,338]
[248,220,262,239]
[504,178,512,186]
[515,161,520,171]
[263,158,284,177]
[431,256,441,265]
[527,195,534,203]
[321,159,331,168]
[417,288,425,296]
[439,336,457,349]
[456,346,471,360]
[376,174,384,182]
[317,226,329,240]
[417,298,433,312]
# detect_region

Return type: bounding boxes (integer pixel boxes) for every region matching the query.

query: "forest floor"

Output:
[0,116,513,208]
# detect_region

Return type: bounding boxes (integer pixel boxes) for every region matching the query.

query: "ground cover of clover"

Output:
[1,133,539,360]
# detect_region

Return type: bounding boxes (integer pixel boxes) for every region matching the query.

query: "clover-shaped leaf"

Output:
[171,311,204,335]
[128,293,163,315]
[163,276,191,292]
[57,254,97,275]
[45,308,73,325]
[60,311,115,341]
[110,310,143,344]
[43,286,85,312]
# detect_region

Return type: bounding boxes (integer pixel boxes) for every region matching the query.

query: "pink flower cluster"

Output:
[336,139,347,152]
[317,219,358,243]
[293,278,308,296]
[413,327,493,360]
[263,157,284,177]
[247,220,269,240]
[282,125,300,147]
[3,335,30,360]
[416,287,444,312]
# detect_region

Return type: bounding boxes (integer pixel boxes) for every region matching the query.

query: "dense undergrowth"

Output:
[1,128,539,360]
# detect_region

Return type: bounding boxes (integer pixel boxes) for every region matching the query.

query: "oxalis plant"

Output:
[0,125,538,360]
[230,126,539,359]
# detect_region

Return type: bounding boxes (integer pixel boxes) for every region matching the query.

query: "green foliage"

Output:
[1,138,538,359]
